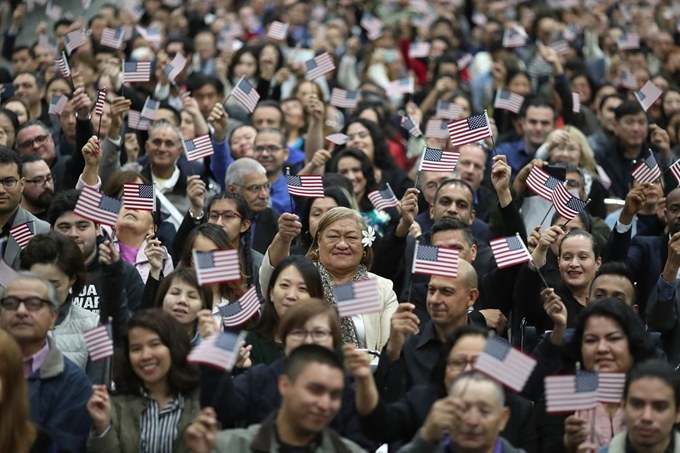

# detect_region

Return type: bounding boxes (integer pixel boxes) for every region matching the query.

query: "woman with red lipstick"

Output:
[85,309,201,453]
[533,298,656,453]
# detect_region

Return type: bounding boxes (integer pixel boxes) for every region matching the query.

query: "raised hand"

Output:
[343,344,372,380]
[277,213,302,243]
[386,303,419,362]
[187,175,207,217]
[98,240,120,266]
[144,235,164,275]
[185,407,218,453]
[86,385,112,435]
[207,103,229,142]
[82,136,101,167]
[619,183,650,225]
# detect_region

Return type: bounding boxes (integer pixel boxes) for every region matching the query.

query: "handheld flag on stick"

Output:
[231,76,260,113]
[193,249,242,285]
[412,243,459,279]
[526,166,562,201]
[0,260,19,288]
[447,112,492,147]
[286,175,325,198]
[545,370,599,413]
[220,286,261,327]
[83,324,114,362]
[74,186,122,227]
[330,88,358,109]
[631,150,661,184]
[333,279,382,317]
[367,185,399,211]
[418,147,459,172]
[10,222,35,249]
[188,331,246,371]
[490,234,532,269]
[184,134,214,161]
[123,183,155,211]
[473,335,537,392]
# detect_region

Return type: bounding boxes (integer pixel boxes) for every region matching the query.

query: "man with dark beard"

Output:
[20,155,54,222]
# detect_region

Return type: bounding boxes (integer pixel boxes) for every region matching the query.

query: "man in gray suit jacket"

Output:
[0,148,49,269]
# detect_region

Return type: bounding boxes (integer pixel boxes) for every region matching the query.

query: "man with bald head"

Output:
[375,259,485,400]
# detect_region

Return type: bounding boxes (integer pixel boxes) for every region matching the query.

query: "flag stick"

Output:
[539,204,554,227]
[413,171,420,189]
[286,167,294,212]
[97,115,103,138]
[490,134,498,157]
[63,52,76,91]
[560,199,591,229]
[532,262,550,289]
[107,316,114,390]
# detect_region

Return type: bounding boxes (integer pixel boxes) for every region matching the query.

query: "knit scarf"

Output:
[315,261,369,346]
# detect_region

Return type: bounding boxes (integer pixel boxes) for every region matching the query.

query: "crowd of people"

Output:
[1,0,680,452]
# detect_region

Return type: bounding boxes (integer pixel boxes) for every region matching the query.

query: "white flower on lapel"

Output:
[361,225,376,248]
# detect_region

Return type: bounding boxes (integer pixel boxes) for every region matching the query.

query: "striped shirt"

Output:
[139,392,185,453]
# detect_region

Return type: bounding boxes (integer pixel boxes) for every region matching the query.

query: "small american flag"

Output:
[287,175,324,198]
[447,112,492,147]
[473,336,537,392]
[0,260,18,288]
[670,160,680,185]
[619,71,638,90]
[122,61,152,83]
[494,90,524,114]
[100,27,124,49]
[418,147,459,172]
[74,186,122,227]
[220,286,261,327]
[408,42,431,59]
[305,52,335,80]
[127,111,150,131]
[193,249,242,285]
[10,222,34,249]
[123,183,155,211]
[83,324,114,362]
[526,166,561,201]
[545,370,599,413]
[38,34,58,54]
[45,3,62,21]
[456,53,473,69]
[48,94,68,116]
[386,77,414,96]
[552,183,589,221]
[631,151,661,184]
[188,331,245,371]
[360,13,383,41]
[412,243,459,279]
[94,89,106,116]
[330,88,358,109]
[164,53,187,82]
[368,185,399,211]
[266,21,289,40]
[220,22,243,40]
[231,76,260,113]
[598,373,626,404]
[635,81,663,112]
[119,25,134,41]
[572,92,581,114]
[425,119,449,139]
[325,133,349,145]
[596,165,612,190]
[135,26,162,48]
[400,116,422,137]
[184,134,214,161]
[55,52,71,78]
[217,34,235,52]
[563,24,581,42]
[64,30,86,55]
[502,26,527,47]
[333,279,381,317]
[435,101,463,120]
[618,32,640,50]
[551,39,571,56]
[140,98,160,120]
[490,235,532,269]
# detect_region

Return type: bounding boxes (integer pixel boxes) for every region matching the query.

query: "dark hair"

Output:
[433,178,475,208]
[564,298,655,370]
[185,74,225,97]
[0,147,20,178]
[284,343,344,382]
[115,309,199,396]
[251,100,285,129]
[53,19,73,33]
[166,37,194,55]
[321,173,355,196]
[206,192,254,286]
[0,108,19,142]
[47,189,81,226]
[254,256,324,341]
[615,100,646,121]
[624,359,680,409]
[557,229,599,260]
[102,169,150,198]
[157,102,182,126]
[519,97,556,120]
[16,119,49,140]
[154,268,210,333]
[11,45,34,60]
[599,93,625,113]
[350,99,395,141]
[180,223,246,301]
[19,232,87,299]
[430,325,489,396]
[227,47,258,83]
[298,187,352,248]
[340,118,397,170]
[328,148,378,211]
[591,261,636,303]
[551,210,592,232]
[278,298,342,350]
[431,217,475,246]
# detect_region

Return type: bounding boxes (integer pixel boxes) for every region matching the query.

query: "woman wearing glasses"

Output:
[344,325,537,452]
[199,298,377,450]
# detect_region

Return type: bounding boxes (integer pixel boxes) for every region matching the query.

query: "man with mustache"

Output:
[20,155,54,222]
[399,371,520,453]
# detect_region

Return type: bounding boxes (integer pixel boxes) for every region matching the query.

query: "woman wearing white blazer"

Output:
[261,207,397,361]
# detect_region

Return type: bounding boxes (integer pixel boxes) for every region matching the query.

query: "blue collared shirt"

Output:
[493,139,531,179]
[270,172,296,215]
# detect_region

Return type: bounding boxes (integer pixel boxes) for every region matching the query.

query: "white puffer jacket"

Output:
[49,304,99,369]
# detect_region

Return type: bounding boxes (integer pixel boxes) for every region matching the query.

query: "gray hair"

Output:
[449,370,505,408]
[256,128,286,147]
[225,157,266,187]
[1,271,59,311]
[147,119,184,146]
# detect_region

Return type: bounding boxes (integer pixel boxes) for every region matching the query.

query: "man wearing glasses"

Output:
[0,149,49,268]
[253,128,295,215]
[0,272,92,452]
[19,155,54,222]
[225,157,279,254]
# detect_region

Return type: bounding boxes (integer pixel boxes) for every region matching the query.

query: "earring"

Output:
[363,250,367,258]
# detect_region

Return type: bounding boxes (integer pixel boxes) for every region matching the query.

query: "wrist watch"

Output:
[75,111,92,120]
[190,209,204,222]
